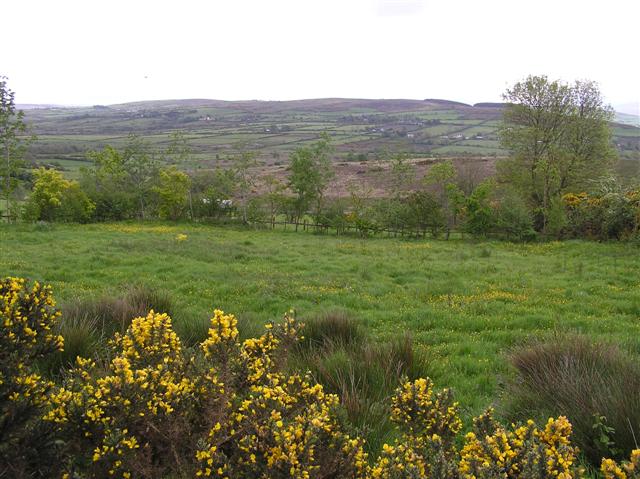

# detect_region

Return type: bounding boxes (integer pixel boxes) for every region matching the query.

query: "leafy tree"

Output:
[495,188,536,241]
[153,166,191,220]
[82,146,136,220]
[499,75,615,231]
[229,146,261,223]
[287,134,335,222]
[389,153,416,199]
[464,180,495,237]
[190,168,237,219]
[261,174,286,222]
[424,160,465,238]
[83,136,159,220]
[164,131,194,218]
[0,76,30,221]
[402,191,444,236]
[122,134,158,219]
[24,168,94,222]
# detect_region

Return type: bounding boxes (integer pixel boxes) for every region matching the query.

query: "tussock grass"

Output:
[294,311,430,453]
[502,335,640,466]
[44,285,174,373]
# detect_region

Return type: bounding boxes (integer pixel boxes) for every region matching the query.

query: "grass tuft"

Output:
[502,335,640,466]
[294,311,430,454]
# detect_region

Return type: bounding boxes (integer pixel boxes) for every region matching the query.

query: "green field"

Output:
[2,222,639,414]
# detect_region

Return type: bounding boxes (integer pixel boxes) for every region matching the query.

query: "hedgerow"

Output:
[0,277,629,478]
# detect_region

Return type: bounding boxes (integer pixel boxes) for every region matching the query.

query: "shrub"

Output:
[464,180,495,237]
[602,449,640,478]
[495,189,536,241]
[0,278,64,476]
[23,168,95,223]
[502,335,640,466]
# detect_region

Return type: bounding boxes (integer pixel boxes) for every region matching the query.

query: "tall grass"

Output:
[43,285,174,374]
[502,335,640,465]
[293,311,430,453]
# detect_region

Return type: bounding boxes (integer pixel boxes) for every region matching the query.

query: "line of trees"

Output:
[2,75,639,241]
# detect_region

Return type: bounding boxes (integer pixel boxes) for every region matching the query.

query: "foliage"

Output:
[464,180,495,237]
[0,278,64,475]
[24,167,95,222]
[563,181,640,240]
[601,449,640,479]
[494,188,536,241]
[230,147,261,223]
[0,76,30,222]
[83,135,159,220]
[287,134,335,222]
[153,166,191,220]
[424,160,465,238]
[503,335,640,466]
[499,75,616,232]
[401,190,445,235]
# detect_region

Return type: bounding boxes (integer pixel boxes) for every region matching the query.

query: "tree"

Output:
[24,168,94,222]
[464,180,495,237]
[424,160,465,238]
[82,146,136,220]
[83,135,159,220]
[499,75,615,231]
[164,131,194,218]
[153,166,191,220]
[287,134,335,222]
[122,134,158,219]
[229,146,261,223]
[0,76,29,221]
[261,174,286,223]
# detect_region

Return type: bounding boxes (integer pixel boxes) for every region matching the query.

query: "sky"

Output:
[3,0,639,114]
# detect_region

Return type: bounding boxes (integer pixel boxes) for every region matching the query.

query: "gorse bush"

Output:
[602,449,640,478]
[0,278,64,476]
[503,335,640,466]
[0,277,627,478]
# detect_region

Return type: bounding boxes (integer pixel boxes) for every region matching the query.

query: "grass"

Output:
[1,222,640,416]
[292,311,430,453]
[502,335,640,466]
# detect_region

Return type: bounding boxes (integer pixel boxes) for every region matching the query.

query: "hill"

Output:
[23,98,640,180]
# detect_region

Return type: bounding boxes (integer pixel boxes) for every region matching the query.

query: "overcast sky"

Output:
[3,0,639,114]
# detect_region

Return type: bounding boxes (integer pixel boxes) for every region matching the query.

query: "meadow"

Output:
[2,221,639,416]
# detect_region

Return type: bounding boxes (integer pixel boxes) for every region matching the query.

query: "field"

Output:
[2,221,639,415]
[22,98,640,182]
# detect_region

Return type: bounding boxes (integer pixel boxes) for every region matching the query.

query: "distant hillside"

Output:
[21,98,639,180]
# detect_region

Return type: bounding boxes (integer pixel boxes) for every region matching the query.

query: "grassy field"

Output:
[2,222,639,417]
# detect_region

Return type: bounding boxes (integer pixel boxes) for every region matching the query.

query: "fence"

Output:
[251,218,470,240]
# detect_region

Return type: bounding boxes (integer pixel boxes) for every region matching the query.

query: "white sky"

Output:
[3,0,639,113]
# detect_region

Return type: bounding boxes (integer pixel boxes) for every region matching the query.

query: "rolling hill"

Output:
[22,98,640,181]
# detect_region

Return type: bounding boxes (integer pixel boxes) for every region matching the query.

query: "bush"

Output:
[502,335,640,466]
[0,278,64,476]
[24,168,95,223]
[495,189,536,241]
